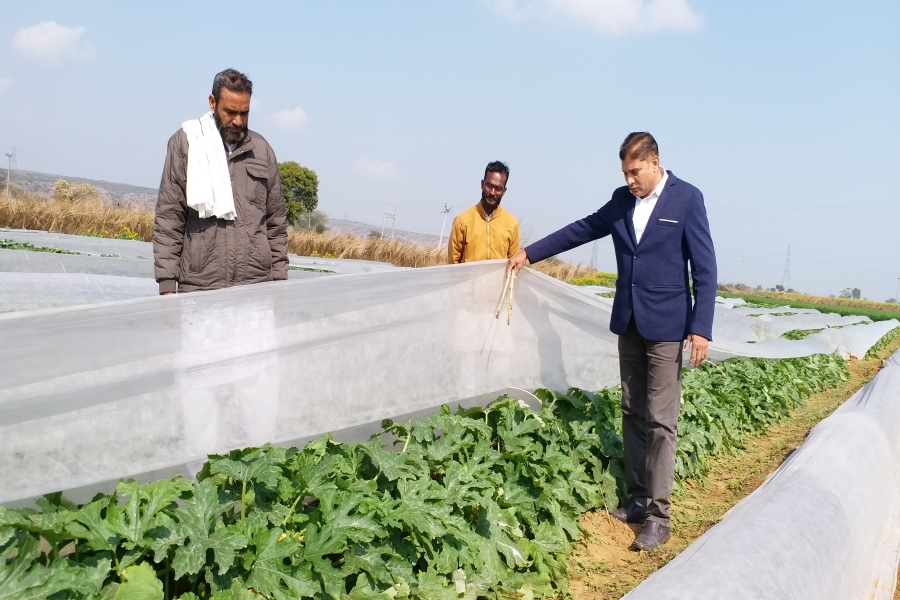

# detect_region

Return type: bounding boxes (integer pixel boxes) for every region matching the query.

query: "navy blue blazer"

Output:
[525,171,717,342]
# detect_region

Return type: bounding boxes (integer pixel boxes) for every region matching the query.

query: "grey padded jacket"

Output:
[153,128,288,294]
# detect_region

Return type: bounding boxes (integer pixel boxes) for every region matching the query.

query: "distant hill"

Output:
[7,169,443,246]
[10,169,159,210]
[328,218,442,247]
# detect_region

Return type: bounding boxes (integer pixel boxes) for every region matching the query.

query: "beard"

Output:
[212,109,248,146]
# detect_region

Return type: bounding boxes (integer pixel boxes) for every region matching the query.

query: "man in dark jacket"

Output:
[506,132,717,551]
[153,68,287,294]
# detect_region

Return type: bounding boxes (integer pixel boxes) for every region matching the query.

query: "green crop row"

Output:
[717,291,900,322]
[865,326,900,360]
[0,239,82,254]
[781,328,825,340]
[0,354,848,600]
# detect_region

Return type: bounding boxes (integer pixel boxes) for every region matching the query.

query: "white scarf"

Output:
[181,112,236,221]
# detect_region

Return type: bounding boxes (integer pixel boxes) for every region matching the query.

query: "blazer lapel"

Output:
[636,171,676,248]
[624,199,638,249]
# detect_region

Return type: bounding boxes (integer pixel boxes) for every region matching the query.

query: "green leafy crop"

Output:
[0,239,81,254]
[0,354,848,599]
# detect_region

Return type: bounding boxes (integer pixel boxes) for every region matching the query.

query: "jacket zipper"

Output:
[485,212,492,260]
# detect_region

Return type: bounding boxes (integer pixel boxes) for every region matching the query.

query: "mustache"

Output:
[212,110,248,145]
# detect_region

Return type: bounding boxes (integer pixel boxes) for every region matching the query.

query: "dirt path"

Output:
[567,341,900,599]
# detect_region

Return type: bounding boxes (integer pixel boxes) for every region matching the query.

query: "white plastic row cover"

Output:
[0,261,620,504]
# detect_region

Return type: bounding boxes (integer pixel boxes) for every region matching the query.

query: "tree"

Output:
[278,161,318,226]
[775,284,784,292]
[293,209,329,234]
[839,288,852,299]
[51,179,100,203]
[368,230,383,239]
[886,298,897,304]
[851,288,861,299]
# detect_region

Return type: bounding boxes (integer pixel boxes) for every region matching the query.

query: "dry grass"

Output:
[0,194,605,282]
[287,231,445,268]
[289,231,601,279]
[0,193,154,241]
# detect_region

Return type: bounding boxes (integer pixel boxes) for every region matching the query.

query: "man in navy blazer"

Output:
[507,132,717,551]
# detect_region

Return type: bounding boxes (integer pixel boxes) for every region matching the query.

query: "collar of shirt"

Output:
[477,202,501,221]
[632,169,668,243]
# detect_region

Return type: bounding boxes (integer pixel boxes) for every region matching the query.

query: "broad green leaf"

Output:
[67,496,121,553]
[209,446,284,489]
[114,562,163,600]
[109,478,193,547]
[171,480,247,578]
[0,534,51,600]
[246,528,319,600]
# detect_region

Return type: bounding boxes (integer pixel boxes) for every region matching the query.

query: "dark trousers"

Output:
[618,318,683,526]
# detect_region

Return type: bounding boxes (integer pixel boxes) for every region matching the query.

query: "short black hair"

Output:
[484,160,510,182]
[212,69,253,103]
[619,132,659,161]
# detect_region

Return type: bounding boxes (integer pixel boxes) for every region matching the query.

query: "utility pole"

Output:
[589,240,598,271]
[896,273,899,304]
[381,203,396,240]
[4,152,12,200]
[781,246,791,292]
[437,204,452,249]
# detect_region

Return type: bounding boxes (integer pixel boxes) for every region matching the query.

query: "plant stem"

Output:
[401,434,411,454]
[241,480,247,521]
[282,492,304,527]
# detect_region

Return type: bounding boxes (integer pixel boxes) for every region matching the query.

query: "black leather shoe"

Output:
[631,521,671,551]
[610,507,646,524]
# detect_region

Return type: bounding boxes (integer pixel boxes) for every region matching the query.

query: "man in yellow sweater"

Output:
[447,161,520,264]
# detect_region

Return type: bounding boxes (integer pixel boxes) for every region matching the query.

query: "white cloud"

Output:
[0,78,12,93]
[272,107,309,131]
[488,0,703,35]
[12,21,96,66]
[354,157,401,181]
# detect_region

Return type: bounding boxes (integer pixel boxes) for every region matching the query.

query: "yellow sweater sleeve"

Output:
[508,220,520,258]
[447,217,465,264]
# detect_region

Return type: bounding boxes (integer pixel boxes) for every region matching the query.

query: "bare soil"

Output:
[567,339,900,599]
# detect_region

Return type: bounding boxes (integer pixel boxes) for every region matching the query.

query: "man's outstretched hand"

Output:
[506,250,529,277]
[684,333,709,368]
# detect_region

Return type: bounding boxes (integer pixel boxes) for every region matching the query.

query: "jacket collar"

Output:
[475,202,504,221]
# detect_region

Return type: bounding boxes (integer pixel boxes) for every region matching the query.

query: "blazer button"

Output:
[632,282,635,287]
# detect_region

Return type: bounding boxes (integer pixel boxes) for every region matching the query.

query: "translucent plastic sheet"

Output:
[0,229,154,258]
[288,256,403,274]
[0,261,621,504]
[624,349,900,600]
[0,229,394,276]
[0,273,157,313]
[710,303,898,360]
[0,248,156,278]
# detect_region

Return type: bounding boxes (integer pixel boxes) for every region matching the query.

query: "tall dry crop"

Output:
[0,193,154,241]
[288,231,445,267]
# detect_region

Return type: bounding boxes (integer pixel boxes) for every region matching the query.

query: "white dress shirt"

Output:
[632,169,668,244]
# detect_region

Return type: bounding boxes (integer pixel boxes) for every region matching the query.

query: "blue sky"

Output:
[1,1,898,300]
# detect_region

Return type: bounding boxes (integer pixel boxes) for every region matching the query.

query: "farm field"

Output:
[717,289,900,322]
[3,193,900,598]
[0,346,877,600]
